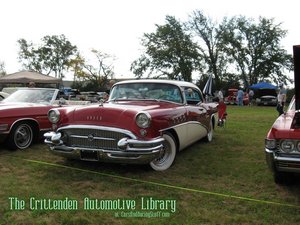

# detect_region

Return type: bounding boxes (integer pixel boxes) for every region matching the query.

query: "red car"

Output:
[265,97,299,183]
[265,45,300,184]
[224,88,249,105]
[225,88,238,105]
[44,80,218,171]
[0,88,92,150]
[0,88,60,149]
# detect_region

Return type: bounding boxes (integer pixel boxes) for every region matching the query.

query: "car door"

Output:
[184,87,208,145]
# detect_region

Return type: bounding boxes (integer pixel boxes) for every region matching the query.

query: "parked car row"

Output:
[2,75,297,180]
[60,88,108,102]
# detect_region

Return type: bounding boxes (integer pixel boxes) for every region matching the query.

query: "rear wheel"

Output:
[7,122,33,150]
[150,133,176,171]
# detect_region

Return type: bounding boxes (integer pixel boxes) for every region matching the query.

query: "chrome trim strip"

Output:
[70,135,116,141]
[57,125,137,139]
[159,121,208,132]
[274,155,300,162]
[9,118,40,133]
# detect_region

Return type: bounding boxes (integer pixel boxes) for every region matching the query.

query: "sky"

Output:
[0,0,299,81]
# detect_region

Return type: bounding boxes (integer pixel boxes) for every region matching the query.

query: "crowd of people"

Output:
[215,83,287,116]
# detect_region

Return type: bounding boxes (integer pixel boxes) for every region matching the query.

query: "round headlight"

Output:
[265,139,276,149]
[48,109,60,124]
[280,140,295,153]
[297,142,300,152]
[135,112,151,128]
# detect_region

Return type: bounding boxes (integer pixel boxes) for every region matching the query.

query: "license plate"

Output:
[80,150,99,161]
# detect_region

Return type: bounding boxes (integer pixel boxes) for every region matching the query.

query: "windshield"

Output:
[2,89,57,104]
[109,83,183,104]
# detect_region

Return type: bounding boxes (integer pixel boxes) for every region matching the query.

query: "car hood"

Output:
[0,102,45,109]
[69,101,178,128]
[268,111,300,139]
[257,89,277,97]
[0,102,52,119]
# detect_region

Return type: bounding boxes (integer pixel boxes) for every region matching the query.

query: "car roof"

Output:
[114,79,200,90]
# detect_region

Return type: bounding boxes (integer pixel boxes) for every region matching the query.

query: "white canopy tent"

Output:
[0,71,62,88]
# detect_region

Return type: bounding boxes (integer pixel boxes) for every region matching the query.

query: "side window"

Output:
[184,87,203,105]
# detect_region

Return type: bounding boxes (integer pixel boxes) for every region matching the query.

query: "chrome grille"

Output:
[61,128,130,150]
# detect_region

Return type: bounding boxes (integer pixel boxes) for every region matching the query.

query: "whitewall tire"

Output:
[150,133,176,171]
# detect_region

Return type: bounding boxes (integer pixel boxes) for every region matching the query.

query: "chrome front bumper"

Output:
[265,148,300,173]
[44,131,165,164]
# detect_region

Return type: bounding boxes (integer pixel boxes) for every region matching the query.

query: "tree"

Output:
[67,53,86,82]
[187,10,232,90]
[220,16,293,87]
[68,49,115,91]
[17,34,77,78]
[131,16,200,81]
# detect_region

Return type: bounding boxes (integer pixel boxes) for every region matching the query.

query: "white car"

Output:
[255,89,277,106]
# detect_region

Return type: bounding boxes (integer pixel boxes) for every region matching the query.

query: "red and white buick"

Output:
[44,79,218,171]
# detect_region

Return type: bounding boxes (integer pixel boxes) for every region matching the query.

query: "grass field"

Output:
[1,105,300,225]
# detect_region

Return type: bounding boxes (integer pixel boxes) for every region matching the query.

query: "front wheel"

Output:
[7,122,33,150]
[150,133,176,171]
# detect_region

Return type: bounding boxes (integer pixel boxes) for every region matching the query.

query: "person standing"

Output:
[218,89,224,102]
[276,83,287,116]
[237,89,244,106]
[248,89,254,106]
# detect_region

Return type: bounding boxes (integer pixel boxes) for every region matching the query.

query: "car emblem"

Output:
[87,134,95,142]
[87,115,102,121]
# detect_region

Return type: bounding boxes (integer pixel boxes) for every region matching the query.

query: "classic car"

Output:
[224,88,249,105]
[44,80,218,171]
[256,89,277,106]
[0,88,90,150]
[265,97,300,183]
[265,45,300,184]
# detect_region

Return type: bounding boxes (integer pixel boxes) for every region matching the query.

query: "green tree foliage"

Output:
[133,12,292,90]
[187,10,232,90]
[68,49,115,91]
[220,16,293,87]
[131,16,200,82]
[67,53,87,82]
[17,34,77,78]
